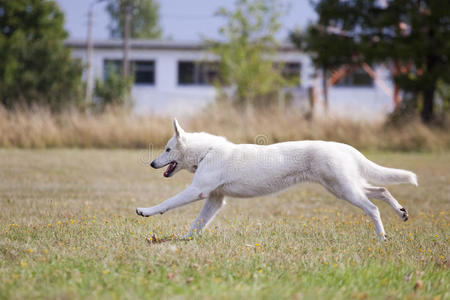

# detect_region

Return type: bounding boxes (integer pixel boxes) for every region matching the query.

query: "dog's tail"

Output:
[359,156,418,186]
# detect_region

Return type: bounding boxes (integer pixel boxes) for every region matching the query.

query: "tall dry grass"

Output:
[0,104,448,151]
[0,106,171,148]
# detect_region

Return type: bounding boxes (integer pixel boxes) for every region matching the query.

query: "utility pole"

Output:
[85,0,105,103]
[85,8,94,102]
[122,0,131,77]
[322,66,329,113]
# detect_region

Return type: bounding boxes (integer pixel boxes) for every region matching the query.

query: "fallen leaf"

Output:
[186,277,194,284]
[414,280,423,292]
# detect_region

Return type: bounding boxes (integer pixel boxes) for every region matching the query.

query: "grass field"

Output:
[0,149,448,299]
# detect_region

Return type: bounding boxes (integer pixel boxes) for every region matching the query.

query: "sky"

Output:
[55,0,317,41]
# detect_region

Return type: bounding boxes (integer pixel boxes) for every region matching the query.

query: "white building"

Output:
[66,39,395,119]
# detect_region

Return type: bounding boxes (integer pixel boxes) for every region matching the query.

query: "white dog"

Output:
[136,119,418,241]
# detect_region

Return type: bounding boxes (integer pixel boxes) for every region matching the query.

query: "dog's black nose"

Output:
[150,161,156,168]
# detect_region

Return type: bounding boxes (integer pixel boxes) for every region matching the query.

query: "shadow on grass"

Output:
[145,233,192,244]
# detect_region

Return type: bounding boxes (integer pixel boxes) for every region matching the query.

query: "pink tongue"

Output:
[164,162,176,177]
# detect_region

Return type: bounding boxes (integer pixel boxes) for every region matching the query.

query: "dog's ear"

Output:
[172,118,185,139]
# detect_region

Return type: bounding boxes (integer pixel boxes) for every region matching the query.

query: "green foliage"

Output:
[291,0,450,123]
[291,26,358,71]
[0,0,83,110]
[94,67,133,108]
[106,0,161,39]
[208,0,289,106]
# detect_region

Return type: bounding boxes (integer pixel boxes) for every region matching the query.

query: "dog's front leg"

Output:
[181,192,225,240]
[136,185,206,217]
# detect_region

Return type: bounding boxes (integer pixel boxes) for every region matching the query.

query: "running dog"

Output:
[136,119,418,241]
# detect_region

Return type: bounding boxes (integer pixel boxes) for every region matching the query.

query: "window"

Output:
[103,59,155,85]
[134,61,155,84]
[335,67,373,87]
[103,60,121,80]
[281,62,301,86]
[178,61,220,85]
[177,60,301,86]
[272,62,301,86]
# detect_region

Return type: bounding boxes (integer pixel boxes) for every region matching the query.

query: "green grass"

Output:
[0,149,448,299]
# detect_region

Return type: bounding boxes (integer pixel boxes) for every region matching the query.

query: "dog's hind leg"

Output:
[326,181,386,241]
[181,192,225,240]
[346,189,386,241]
[364,186,408,221]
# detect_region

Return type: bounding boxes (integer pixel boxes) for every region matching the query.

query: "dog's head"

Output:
[150,119,189,178]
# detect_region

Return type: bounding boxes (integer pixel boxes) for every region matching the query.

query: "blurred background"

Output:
[1,3,449,298]
[0,0,449,150]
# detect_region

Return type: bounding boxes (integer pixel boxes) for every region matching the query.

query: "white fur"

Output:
[136,119,418,241]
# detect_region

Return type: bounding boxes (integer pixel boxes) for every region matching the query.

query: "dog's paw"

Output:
[400,207,408,222]
[377,233,388,242]
[136,208,148,217]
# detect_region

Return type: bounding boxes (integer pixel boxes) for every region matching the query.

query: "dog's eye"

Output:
[166,148,171,153]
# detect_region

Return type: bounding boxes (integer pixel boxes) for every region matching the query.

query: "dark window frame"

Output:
[177,60,220,86]
[133,60,156,85]
[103,59,156,86]
[334,67,374,88]
[278,62,302,87]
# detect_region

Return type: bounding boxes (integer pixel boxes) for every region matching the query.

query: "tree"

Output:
[291,0,450,123]
[208,0,289,107]
[291,26,358,112]
[0,0,83,109]
[106,0,161,39]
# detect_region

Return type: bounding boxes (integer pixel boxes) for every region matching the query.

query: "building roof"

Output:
[65,39,299,52]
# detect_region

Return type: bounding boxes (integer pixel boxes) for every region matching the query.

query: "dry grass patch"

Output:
[0,104,449,151]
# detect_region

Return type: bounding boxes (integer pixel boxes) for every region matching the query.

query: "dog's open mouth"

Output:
[164,161,177,177]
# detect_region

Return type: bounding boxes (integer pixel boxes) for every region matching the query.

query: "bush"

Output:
[94,71,133,109]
